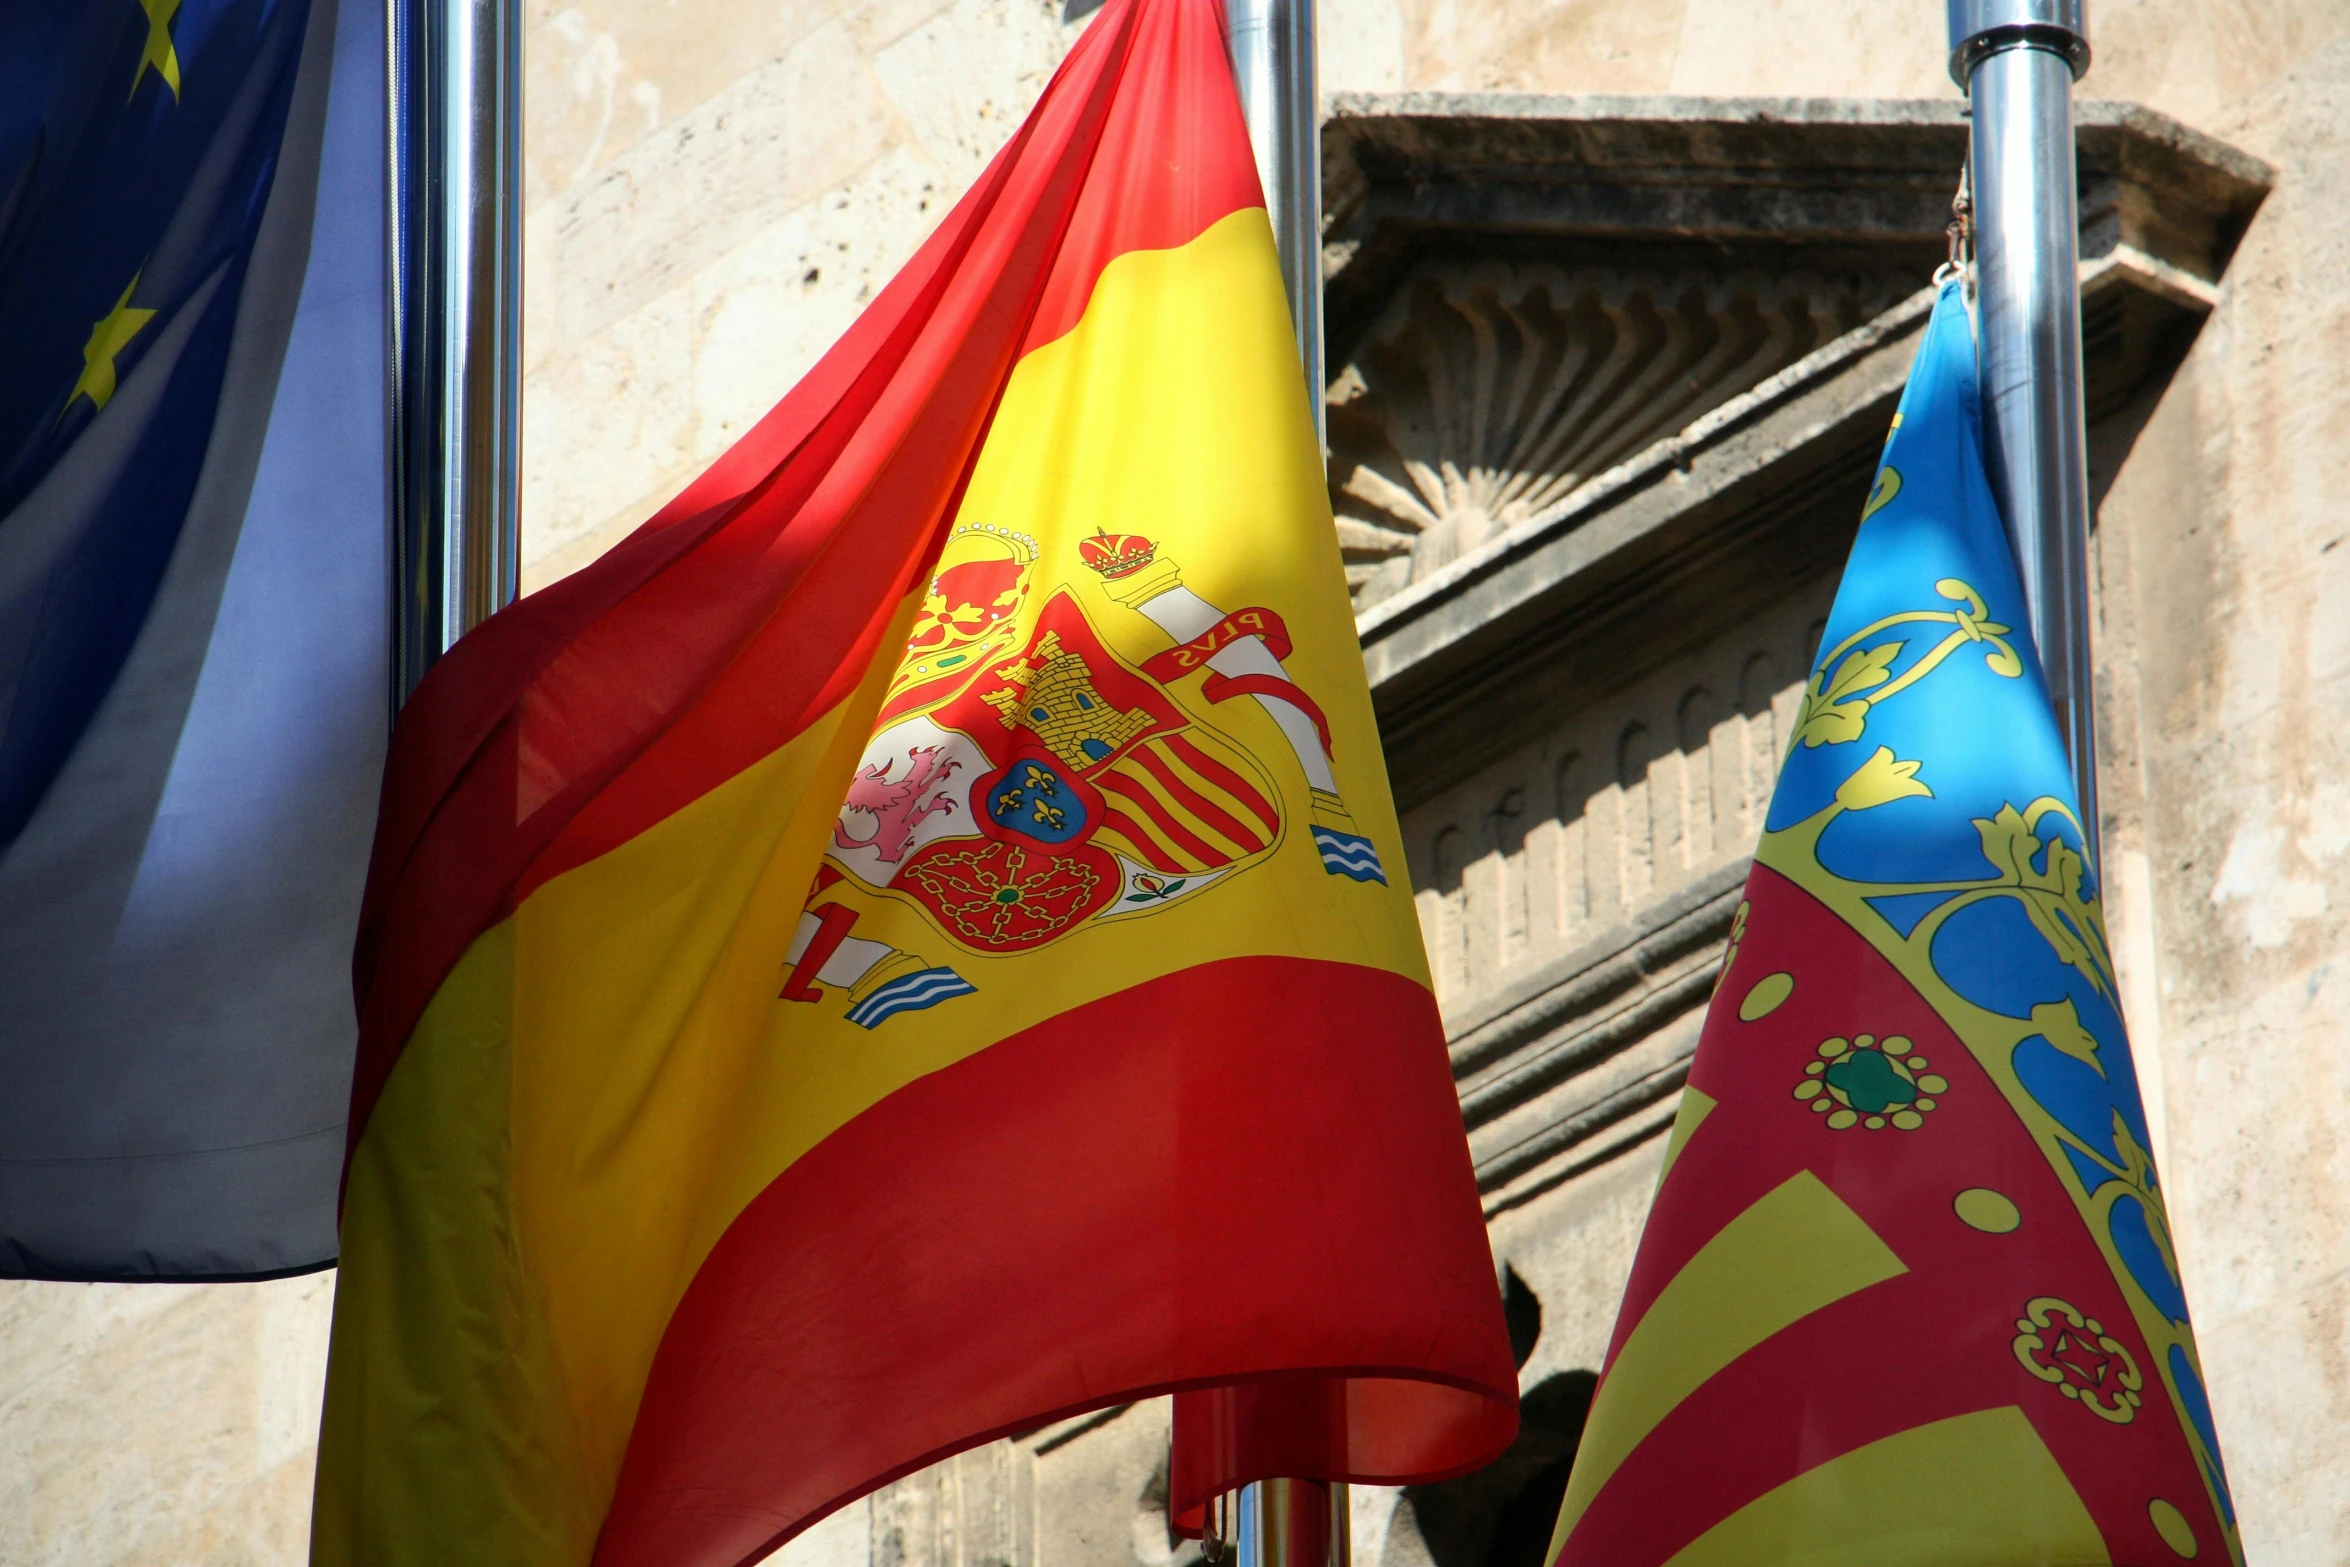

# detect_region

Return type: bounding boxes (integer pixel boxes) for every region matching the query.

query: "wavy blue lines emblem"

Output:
[1313,826,1386,884]
[847,966,977,1029]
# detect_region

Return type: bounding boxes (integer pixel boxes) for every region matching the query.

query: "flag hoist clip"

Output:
[1935,162,1975,297]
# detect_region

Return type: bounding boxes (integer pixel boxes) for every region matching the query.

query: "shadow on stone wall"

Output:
[1397,1369,1594,1567]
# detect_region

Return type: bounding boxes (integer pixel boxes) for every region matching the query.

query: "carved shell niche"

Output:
[1329,264,1903,609]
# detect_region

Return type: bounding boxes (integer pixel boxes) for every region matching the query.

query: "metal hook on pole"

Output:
[1200,1487,1232,1563]
[1946,0,2100,863]
[1935,160,1974,293]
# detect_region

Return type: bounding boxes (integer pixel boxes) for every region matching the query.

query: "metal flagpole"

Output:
[387,0,526,706]
[1946,0,2100,860]
[1221,0,1344,1556]
[1225,0,1324,450]
[1234,1477,1350,1567]
[1219,0,1341,1554]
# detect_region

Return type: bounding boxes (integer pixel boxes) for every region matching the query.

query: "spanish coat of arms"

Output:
[777,524,1384,1028]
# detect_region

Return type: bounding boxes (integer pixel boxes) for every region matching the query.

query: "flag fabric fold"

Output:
[0,0,385,1279]
[314,0,1516,1560]
[1546,284,2235,1567]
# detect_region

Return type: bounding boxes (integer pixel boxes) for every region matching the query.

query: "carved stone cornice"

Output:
[1331,98,2273,1230]
[1331,264,1908,607]
[1449,858,1745,1214]
[1323,94,2271,814]
[1322,94,2271,346]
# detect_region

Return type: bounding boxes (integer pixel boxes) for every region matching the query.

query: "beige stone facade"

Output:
[516,0,1085,589]
[7,2,2348,1564]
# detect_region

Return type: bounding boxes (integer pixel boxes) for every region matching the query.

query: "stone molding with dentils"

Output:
[1454,859,1747,1218]
[1403,550,1823,1211]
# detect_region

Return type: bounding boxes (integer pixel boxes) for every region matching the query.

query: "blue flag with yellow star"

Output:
[0,0,386,1277]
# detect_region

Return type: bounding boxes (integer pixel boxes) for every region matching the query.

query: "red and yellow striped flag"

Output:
[312,1,1517,1561]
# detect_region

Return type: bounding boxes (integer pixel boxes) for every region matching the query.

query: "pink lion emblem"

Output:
[833,746,963,864]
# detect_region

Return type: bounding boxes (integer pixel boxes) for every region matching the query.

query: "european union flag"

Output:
[1551,285,2239,1567]
[0,0,387,1278]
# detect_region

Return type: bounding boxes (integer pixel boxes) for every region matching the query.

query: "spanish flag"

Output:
[1545,284,2235,1567]
[312,0,1517,1561]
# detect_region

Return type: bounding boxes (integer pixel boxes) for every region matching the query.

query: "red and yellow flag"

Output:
[313,2,1517,1562]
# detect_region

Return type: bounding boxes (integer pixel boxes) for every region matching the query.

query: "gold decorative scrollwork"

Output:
[1792,578,2023,751]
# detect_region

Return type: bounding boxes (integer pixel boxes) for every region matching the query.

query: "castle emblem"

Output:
[978,630,1155,768]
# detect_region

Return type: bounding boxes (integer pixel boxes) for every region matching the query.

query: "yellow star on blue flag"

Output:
[0,0,314,845]
[132,0,184,102]
[1,0,401,1294]
[67,272,158,415]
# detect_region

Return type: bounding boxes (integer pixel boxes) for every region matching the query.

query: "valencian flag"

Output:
[1545,283,2235,1567]
[312,0,1517,1560]
[0,0,386,1277]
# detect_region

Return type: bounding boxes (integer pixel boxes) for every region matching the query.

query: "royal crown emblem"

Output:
[894,524,1038,703]
[1078,530,1156,579]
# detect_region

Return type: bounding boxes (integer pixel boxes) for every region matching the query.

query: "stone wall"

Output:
[518,0,1083,587]
[1,1272,333,1564]
[1406,593,1821,1014]
[2081,32,2350,1559]
[6,3,2346,1564]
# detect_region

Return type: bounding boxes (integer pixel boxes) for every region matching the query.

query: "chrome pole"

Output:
[1948,0,2098,858]
[1192,1,1352,1550]
[1221,8,1339,1551]
[1237,1478,1348,1567]
[388,0,524,707]
[1225,0,1323,448]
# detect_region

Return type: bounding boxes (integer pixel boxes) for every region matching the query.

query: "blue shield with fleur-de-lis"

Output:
[983,756,1090,846]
